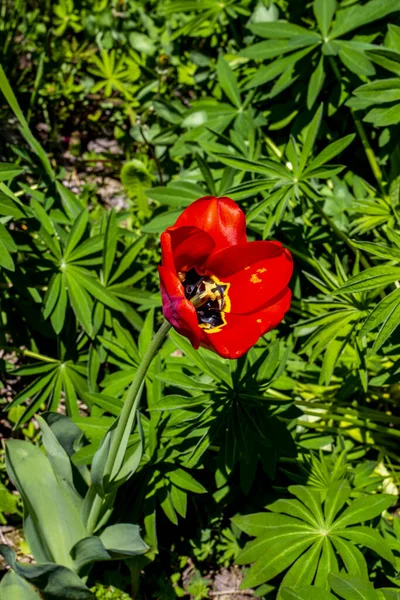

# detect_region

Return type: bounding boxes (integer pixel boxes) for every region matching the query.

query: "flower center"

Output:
[179,268,230,333]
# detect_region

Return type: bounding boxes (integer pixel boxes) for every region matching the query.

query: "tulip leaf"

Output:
[5,439,87,569]
[0,545,93,599]
[0,570,41,600]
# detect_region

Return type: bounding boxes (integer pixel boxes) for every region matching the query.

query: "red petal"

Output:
[201,288,292,359]
[174,196,247,252]
[206,241,293,314]
[161,226,215,273]
[158,266,202,348]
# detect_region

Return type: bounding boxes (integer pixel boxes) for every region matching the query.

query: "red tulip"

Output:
[158,196,293,359]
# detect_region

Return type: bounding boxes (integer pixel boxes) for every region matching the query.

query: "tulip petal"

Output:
[158,266,202,349]
[174,196,247,252]
[161,226,215,273]
[201,288,292,359]
[206,241,293,314]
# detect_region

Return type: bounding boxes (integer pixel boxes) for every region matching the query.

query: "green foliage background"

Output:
[1,0,400,598]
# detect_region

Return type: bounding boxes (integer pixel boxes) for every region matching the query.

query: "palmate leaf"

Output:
[235,481,395,592]
[281,587,335,600]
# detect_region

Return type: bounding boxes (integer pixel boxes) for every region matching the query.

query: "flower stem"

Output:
[86,318,172,535]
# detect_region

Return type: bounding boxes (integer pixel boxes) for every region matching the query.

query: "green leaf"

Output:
[364,104,400,127]
[0,65,54,180]
[0,163,23,182]
[329,573,380,600]
[102,209,118,285]
[99,523,148,556]
[246,46,316,89]
[324,480,351,526]
[217,55,241,109]
[217,154,290,179]
[5,440,86,569]
[0,545,93,599]
[330,0,400,40]
[248,21,317,39]
[70,267,126,312]
[281,586,335,600]
[332,494,394,529]
[303,134,355,175]
[43,273,62,320]
[0,570,41,599]
[289,486,324,526]
[241,37,318,61]
[360,287,400,351]
[298,104,323,174]
[65,271,93,335]
[338,526,395,565]
[307,57,326,110]
[366,49,400,76]
[241,537,317,588]
[314,0,336,37]
[330,536,368,579]
[63,209,89,260]
[338,45,376,77]
[279,540,323,593]
[167,468,207,494]
[334,266,400,294]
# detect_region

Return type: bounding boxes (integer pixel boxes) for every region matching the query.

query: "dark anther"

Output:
[182,268,226,330]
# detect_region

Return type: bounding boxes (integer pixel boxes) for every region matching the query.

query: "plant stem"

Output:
[86,319,172,535]
[351,110,389,201]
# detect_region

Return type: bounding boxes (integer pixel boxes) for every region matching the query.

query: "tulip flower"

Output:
[158,196,293,359]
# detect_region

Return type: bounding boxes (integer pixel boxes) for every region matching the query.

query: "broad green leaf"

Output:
[332,494,394,529]
[335,266,400,294]
[303,134,355,175]
[0,570,41,599]
[338,526,395,565]
[51,276,68,334]
[65,270,93,335]
[298,104,323,174]
[330,0,400,40]
[267,498,318,527]
[0,545,92,599]
[99,523,148,556]
[167,468,207,494]
[324,480,351,526]
[281,586,335,600]
[314,0,336,37]
[289,486,324,526]
[246,46,316,90]
[249,21,318,39]
[103,210,118,285]
[217,154,290,179]
[331,535,369,578]
[307,57,325,110]
[364,104,400,127]
[70,267,126,312]
[329,573,380,600]
[233,513,313,538]
[0,65,54,180]
[366,49,400,76]
[241,537,316,588]
[361,287,400,352]
[241,36,319,61]
[0,163,23,182]
[43,273,62,320]
[314,538,339,587]
[279,540,323,594]
[217,55,241,109]
[5,440,87,569]
[63,209,89,260]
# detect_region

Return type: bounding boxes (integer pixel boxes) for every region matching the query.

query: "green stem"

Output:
[351,110,388,201]
[0,346,58,363]
[86,319,172,535]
